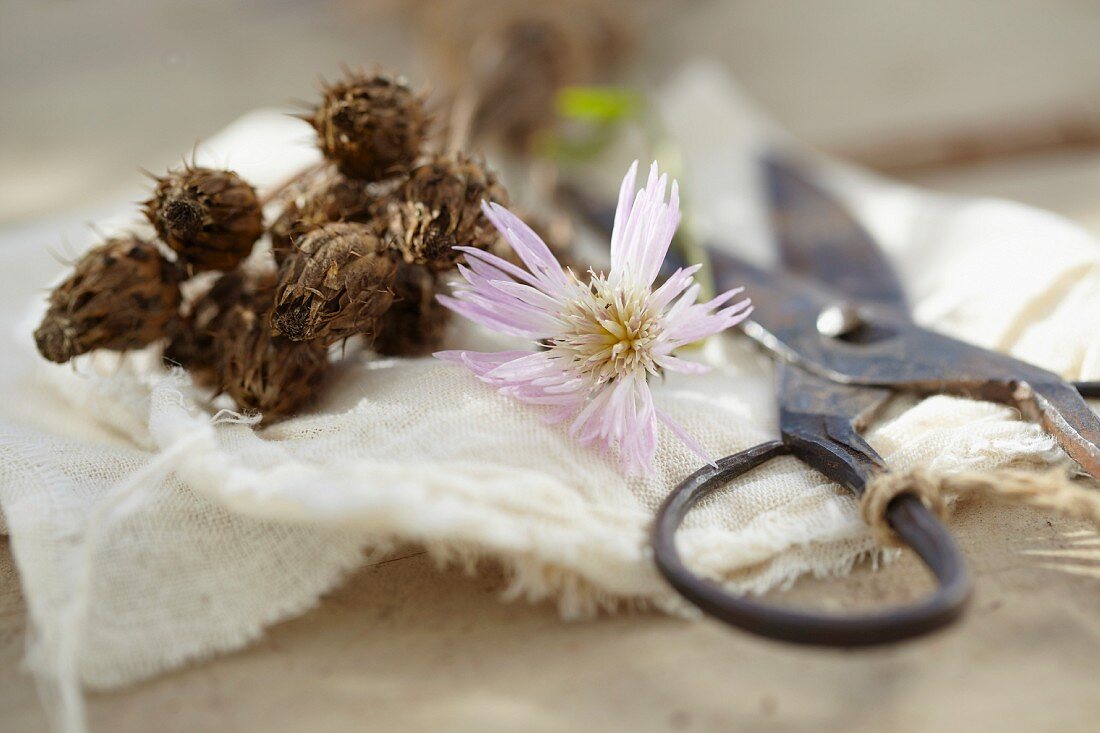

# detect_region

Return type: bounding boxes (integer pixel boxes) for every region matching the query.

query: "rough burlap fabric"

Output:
[0,64,1097,729]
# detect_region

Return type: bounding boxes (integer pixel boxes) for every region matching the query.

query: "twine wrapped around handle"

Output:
[862,468,1100,547]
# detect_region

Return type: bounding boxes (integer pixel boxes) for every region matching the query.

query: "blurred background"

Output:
[3,0,1100,228]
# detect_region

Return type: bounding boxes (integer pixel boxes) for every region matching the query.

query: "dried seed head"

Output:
[271,223,398,346]
[144,166,264,272]
[164,267,276,384]
[268,166,398,262]
[215,301,329,422]
[35,236,182,363]
[310,69,428,181]
[371,262,450,357]
[384,153,507,271]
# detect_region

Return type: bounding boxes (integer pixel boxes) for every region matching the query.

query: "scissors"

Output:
[569,156,1100,646]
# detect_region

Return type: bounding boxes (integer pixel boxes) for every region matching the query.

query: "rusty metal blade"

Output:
[763,155,909,313]
[1020,380,1100,482]
[778,362,892,494]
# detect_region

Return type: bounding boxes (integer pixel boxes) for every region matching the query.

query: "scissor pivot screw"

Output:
[817,303,864,338]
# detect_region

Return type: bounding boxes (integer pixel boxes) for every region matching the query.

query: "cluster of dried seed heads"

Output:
[35,65,558,423]
[270,68,518,359]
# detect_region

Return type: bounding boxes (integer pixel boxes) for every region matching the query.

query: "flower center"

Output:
[551,274,662,384]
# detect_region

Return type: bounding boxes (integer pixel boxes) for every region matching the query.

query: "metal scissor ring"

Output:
[652,440,971,647]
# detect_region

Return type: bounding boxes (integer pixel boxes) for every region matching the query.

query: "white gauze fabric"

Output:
[1,63,1097,719]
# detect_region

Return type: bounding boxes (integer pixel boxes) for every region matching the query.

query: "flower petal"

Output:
[481,201,570,294]
[609,161,681,288]
[653,354,710,375]
[455,246,539,289]
[656,407,715,467]
[437,294,557,339]
[435,349,532,376]
[649,263,699,311]
[609,159,639,257]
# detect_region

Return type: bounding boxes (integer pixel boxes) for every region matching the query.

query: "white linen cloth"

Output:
[1,63,1096,730]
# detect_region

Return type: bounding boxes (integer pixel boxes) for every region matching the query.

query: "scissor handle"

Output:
[652,441,972,647]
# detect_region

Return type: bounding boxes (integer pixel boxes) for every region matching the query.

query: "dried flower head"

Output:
[164,267,276,384]
[271,223,398,345]
[268,167,397,262]
[144,166,264,272]
[438,161,753,474]
[216,301,329,421]
[371,262,449,357]
[35,236,182,363]
[384,153,507,270]
[310,69,428,181]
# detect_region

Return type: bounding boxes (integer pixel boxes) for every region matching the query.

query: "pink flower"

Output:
[436,161,752,474]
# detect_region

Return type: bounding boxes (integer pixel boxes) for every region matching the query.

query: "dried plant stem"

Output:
[445,85,481,155]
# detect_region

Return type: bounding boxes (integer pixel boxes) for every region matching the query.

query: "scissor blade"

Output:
[764,155,909,313]
[1024,380,1100,481]
[709,247,857,366]
[718,244,1100,483]
[778,362,892,494]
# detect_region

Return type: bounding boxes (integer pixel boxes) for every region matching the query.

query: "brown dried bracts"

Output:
[164,267,276,384]
[35,236,181,363]
[271,223,398,346]
[371,262,449,357]
[309,69,429,181]
[267,167,398,262]
[383,152,508,271]
[143,166,264,272]
[215,300,329,421]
